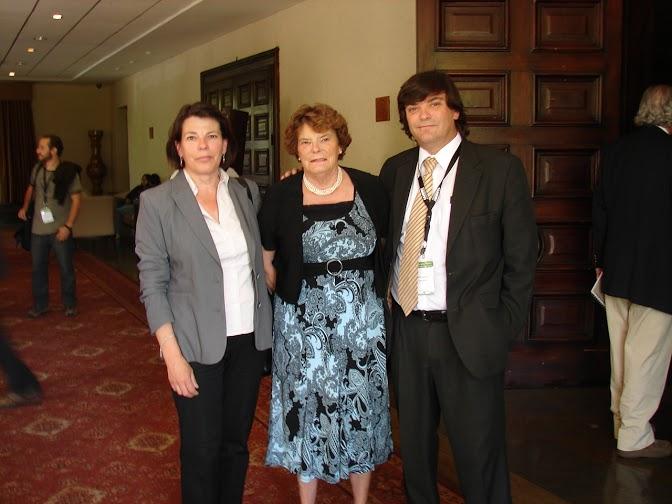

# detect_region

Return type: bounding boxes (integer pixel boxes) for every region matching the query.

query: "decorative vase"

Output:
[86,129,107,195]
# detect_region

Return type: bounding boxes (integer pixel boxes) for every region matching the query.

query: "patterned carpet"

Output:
[0,239,463,503]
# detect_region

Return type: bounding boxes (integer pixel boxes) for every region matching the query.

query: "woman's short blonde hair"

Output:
[284,104,351,159]
[634,84,672,127]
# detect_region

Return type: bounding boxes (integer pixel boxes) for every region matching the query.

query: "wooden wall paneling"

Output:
[534,75,602,125]
[451,72,509,124]
[416,0,623,386]
[439,0,508,50]
[533,147,598,197]
[534,1,603,51]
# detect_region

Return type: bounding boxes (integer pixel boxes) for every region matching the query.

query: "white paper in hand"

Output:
[591,271,605,307]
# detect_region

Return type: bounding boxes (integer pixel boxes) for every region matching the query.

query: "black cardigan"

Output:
[259,167,389,304]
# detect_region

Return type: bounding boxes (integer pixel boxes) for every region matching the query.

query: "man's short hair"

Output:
[634,84,672,127]
[41,134,64,156]
[397,70,469,139]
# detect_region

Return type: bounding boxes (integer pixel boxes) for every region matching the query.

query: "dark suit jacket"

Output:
[592,125,672,314]
[380,140,537,378]
[259,167,389,304]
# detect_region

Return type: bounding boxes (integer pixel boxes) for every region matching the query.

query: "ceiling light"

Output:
[52,13,62,20]
[27,48,35,53]
[145,51,151,55]
[9,72,15,77]
[34,35,46,41]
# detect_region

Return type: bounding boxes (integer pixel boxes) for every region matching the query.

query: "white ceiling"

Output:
[0,0,304,83]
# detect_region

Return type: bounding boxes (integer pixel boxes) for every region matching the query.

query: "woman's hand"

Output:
[155,323,199,397]
[165,354,199,398]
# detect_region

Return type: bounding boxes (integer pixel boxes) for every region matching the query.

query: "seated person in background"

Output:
[148,173,161,187]
[115,173,151,238]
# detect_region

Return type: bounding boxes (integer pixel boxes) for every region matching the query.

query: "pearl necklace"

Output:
[303,167,343,196]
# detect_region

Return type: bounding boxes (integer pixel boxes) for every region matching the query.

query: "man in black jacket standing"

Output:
[380,71,537,504]
[593,84,672,459]
[18,135,81,318]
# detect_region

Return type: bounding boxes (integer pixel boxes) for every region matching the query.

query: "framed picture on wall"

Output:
[254,149,269,175]
[254,114,269,140]
[222,88,233,109]
[243,149,251,175]
[254,80,269,105]
[238,83,251,108]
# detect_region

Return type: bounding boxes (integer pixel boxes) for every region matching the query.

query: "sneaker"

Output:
[64,307,78,317]
[617,439,672,459]
[27,307,47,319]
[0,390,43,409]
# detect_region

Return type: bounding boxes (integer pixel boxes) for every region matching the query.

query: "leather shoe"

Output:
[617,439,672,459]
[0,391,43,409]
[27,307,47,319]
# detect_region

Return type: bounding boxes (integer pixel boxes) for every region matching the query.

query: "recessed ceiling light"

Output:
[145,51,151,55]
[34,35,46,41]
[9,72,15,77]
[27,48,35,53]
[52,13,63,20]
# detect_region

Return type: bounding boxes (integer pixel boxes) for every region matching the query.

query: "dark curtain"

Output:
[0,100,35,204]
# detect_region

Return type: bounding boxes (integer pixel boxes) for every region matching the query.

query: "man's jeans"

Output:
[31,233,76,311]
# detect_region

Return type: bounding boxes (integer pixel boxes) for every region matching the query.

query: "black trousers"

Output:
[0,328,41,396]
[173,333,265,504]
[390,305,511,504]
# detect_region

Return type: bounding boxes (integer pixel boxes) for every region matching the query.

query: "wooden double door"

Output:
[417,0,623,386]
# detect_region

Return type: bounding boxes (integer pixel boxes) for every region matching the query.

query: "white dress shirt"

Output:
[392,133,462,311]
[184,169,254,336]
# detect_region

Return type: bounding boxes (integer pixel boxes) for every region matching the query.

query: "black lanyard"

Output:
[417,144,461,256]
[41,165,50,206]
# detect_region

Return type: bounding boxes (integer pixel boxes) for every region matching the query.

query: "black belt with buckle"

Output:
[303,254,374,277]
[409,309,448,322]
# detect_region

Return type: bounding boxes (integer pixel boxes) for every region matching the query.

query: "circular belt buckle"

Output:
[326,259,343,276]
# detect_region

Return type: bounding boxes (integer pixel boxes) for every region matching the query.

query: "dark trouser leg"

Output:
[172,333,264,504]
[431,326,511,504]
[30,233,52,311]
[391,307,441,504]
[52,235,76,309]
[218,333,265,503]
[0,329,41,395]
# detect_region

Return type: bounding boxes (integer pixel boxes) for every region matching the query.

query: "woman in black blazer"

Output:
[259,104,392,504]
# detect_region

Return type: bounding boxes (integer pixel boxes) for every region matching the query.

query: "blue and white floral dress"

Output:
[265,192,392,483]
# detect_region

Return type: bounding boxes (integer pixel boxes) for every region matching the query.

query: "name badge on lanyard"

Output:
[417,259,435,294]
[40,166,55,223]
[415,144,462,296]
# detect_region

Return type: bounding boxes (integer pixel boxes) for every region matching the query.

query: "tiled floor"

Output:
[81,235,672,504]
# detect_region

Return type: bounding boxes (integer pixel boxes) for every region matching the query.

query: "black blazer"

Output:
[259,167,389,304]
[380,140,537,378]
[593,125,672,314]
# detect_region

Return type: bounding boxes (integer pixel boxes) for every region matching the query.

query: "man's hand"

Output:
[56,226,71,242]
[18,208,28,221]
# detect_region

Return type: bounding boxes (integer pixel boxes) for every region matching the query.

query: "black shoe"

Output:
[0,390,43,409]
[64,307,78,317]
[27,307,47,319]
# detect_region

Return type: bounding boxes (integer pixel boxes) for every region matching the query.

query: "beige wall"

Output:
[32,83,114,193]
[114,0,416,184]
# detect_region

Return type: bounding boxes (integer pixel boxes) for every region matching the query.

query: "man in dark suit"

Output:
[380,70,537,504]
[592,84,672,459]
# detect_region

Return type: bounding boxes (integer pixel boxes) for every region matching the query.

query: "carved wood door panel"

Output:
[417,0,623,386]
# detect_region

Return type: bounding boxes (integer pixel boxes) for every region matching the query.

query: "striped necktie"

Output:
[397,156,437,315]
